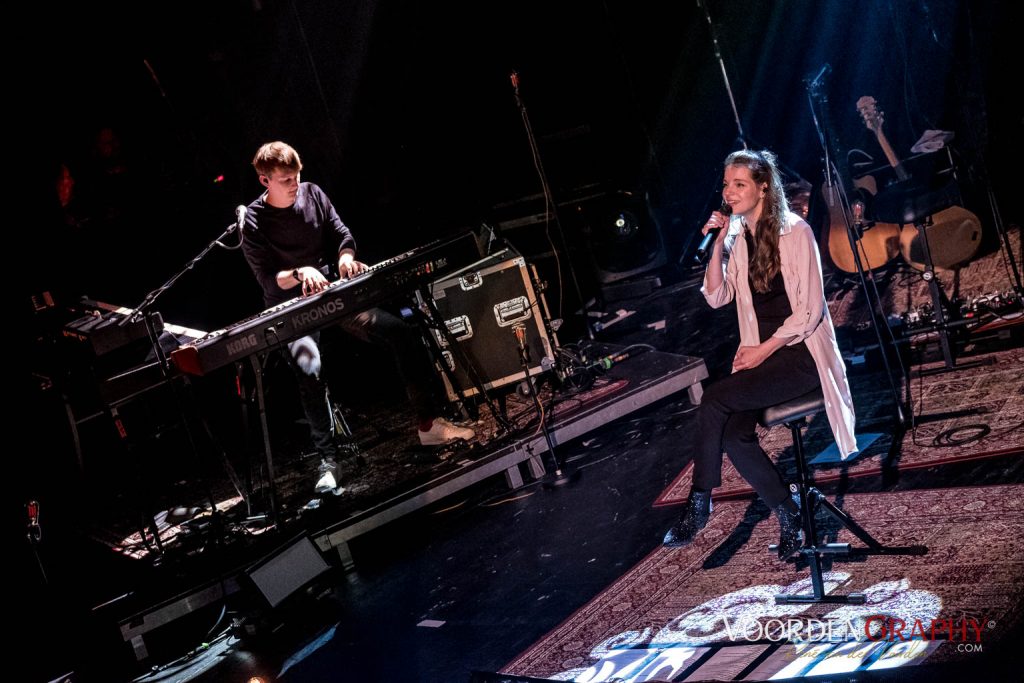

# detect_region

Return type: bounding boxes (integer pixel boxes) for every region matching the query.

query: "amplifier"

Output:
[419,251,557,401]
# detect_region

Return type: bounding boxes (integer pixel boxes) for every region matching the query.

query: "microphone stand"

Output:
[118,218,245,547]
[509,71,593,340]
[806,85,908,431]
[685,0,809,266]
[125,219,243,327]
[699,0,804,179]
[698,0,745,148]
[26,500,47,585]
[512,324,578,487]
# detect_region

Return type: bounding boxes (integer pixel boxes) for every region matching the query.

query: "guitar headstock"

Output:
[856,96,884,134]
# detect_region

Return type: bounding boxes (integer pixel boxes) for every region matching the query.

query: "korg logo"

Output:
[226,334,259,357]
[294,297,346,330]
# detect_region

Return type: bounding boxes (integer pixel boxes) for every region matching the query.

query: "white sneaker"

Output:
[314,458,344,495]
[418,417,475,446]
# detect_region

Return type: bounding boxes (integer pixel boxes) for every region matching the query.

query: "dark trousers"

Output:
[692,344,820,507]
[290,307,440,458]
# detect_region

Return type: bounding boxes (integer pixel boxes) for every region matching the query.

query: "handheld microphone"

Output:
[234,205,247,233]
[694,201,733,264]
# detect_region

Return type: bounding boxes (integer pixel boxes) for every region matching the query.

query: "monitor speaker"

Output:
[577,190,666,284]
[246,536,330,608]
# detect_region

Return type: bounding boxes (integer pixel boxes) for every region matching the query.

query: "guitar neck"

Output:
[873,127,909,182]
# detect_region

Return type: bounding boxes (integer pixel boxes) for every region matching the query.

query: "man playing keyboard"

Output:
[241,142,474,493]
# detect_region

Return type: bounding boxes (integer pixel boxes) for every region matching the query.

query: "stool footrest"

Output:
[767,542,851,555]
[775,592,867,605]
[805,542,851,555]
[848,545,929,556]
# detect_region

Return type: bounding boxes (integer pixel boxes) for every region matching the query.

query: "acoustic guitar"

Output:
[856,96,982,272]
[825,102,901,273]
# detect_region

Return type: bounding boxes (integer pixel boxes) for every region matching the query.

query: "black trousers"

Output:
[289,307,440,458]
[692,343,820,507]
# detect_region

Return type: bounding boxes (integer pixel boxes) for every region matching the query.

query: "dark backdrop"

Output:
[35,0,1016,332]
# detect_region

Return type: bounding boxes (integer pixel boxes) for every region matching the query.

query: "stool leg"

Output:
[790,421,819,556]
[815,492,928,557]
[775,420,866,605]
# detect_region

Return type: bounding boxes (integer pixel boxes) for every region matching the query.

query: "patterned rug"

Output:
[504,484,1024,681]
[653,347,1024,507]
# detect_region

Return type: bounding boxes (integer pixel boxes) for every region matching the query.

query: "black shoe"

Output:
[663,489,713,547]
[773,502,803,560]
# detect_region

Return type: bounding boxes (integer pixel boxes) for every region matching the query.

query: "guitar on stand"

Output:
[856,95,983,371]
[825,122,901,274]
[855,96,982,272]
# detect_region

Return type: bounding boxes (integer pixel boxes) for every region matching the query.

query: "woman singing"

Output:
[663,149,857,558]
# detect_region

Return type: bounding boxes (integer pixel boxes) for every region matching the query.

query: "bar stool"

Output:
[760,387,927,605]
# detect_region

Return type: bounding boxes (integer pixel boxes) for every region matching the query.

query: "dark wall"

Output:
[38,0,1015,331]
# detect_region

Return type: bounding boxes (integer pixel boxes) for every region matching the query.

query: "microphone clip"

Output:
[804,63,831,92]
[512,323,529,362]
[231,205,247,234]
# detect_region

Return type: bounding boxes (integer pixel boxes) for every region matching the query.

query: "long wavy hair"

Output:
[724,149,788,293]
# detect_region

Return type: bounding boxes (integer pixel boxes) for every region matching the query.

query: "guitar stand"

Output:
[328,389,367,468]
[906,215,988,376]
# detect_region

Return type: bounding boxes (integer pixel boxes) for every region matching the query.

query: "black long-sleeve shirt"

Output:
[241,182,355,307]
